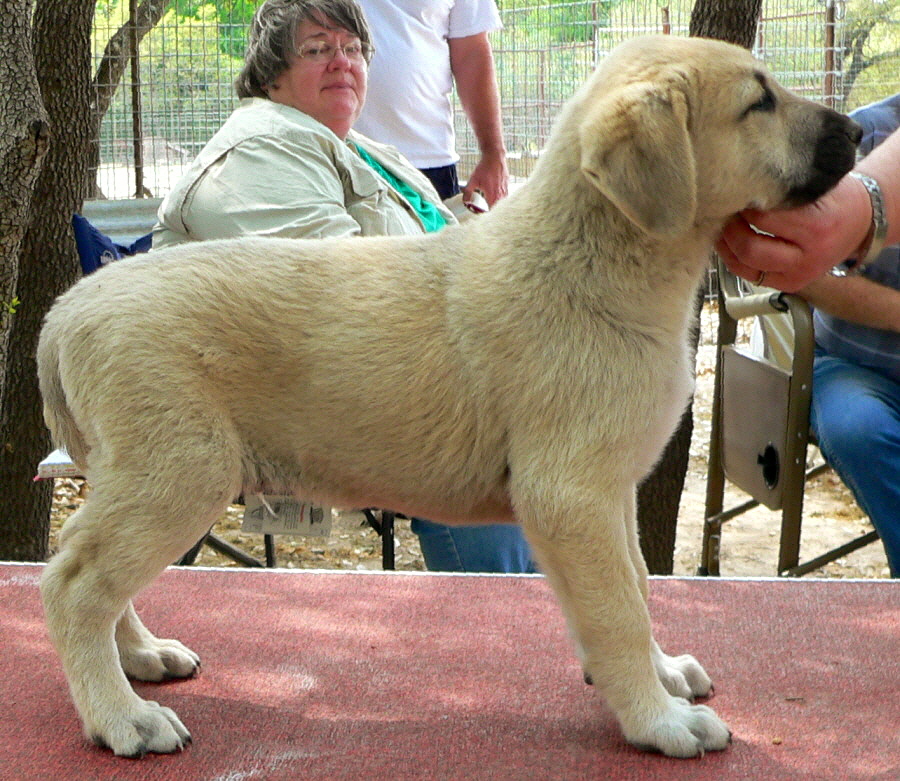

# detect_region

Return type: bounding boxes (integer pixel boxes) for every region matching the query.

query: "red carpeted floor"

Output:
[0,563,897,780]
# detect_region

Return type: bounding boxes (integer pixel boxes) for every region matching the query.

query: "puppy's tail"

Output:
[36,318,89,470]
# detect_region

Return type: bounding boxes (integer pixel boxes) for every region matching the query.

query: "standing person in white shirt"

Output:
[355,0,509,207]
[355,1,535,573]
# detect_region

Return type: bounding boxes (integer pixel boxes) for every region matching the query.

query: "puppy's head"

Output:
[577,36,860,237]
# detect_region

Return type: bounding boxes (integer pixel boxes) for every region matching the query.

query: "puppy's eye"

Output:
[746,88,776,115]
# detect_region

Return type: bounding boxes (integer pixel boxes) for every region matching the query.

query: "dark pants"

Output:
[419,164,459,201]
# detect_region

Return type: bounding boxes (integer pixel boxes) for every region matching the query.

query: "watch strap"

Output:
[847,171,888,274]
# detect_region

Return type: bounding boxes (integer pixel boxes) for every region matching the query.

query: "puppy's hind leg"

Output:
[517,483,730,758]
[41,464,237,756]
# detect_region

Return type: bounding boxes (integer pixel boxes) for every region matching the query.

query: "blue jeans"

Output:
[410,518,538,573]
[810,352,900,576]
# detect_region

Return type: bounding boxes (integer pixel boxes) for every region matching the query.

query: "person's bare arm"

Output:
[448,32,508,206]
[798,272,900,333]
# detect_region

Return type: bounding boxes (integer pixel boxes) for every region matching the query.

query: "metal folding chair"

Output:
[699,259,879,577]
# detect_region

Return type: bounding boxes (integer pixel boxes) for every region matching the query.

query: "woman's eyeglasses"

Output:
[297,40,373,65]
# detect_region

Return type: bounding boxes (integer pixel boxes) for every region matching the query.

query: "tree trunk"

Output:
[635,0,761,574]
[0,0,50,419]
[689,0,761,47]
[0,0,94,561]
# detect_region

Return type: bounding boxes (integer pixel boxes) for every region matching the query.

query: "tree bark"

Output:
[689,0,761,47]
[0,0,94,561]
[635,0,761,574]
[0,0,50,418]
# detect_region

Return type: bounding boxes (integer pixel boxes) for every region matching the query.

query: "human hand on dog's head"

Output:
[716,172,874,292]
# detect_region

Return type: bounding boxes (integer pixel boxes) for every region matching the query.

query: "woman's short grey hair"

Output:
[235,0,373,99]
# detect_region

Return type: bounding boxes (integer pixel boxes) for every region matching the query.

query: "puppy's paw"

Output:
[625,697,731,758]
[120,637,200,682]
[653,647,713,700]
[90,699,192,757]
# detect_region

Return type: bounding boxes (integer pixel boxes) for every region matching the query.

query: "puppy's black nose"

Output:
[827,111,862,147]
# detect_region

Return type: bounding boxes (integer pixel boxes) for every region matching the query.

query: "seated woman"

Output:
[153,0,537,573]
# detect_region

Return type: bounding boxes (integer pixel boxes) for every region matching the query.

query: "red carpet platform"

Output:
[1,563,897,780]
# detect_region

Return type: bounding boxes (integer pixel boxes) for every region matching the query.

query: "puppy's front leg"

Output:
[518,489,730,758]
[622,496,715,702]
[117,601,200,682]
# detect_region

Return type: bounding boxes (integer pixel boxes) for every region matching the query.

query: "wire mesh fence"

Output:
[90,0,899,199]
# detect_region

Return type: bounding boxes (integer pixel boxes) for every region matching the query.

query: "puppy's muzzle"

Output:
[785,110,862,206]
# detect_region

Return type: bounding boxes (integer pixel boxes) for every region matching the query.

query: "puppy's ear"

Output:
[579,80,696,237]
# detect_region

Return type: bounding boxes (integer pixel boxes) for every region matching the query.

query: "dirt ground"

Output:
[48,303,890,579]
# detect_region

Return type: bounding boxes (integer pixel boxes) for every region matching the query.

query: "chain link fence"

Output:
[90,0,898,199]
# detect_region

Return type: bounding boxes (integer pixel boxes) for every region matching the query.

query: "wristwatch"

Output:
[832,171,888,276]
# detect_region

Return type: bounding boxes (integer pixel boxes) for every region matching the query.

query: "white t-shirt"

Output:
[355,0,502,169]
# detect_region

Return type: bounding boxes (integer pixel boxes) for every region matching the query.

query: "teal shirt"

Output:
[354,144,448,234]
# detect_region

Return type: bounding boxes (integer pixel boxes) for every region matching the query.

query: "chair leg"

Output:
[699,423,726,576]
[777,493,803,575]
[203,534,265,567]
[700,432,727,577]
[381,511,395,570]
[700,362,728,576]
[264,534,277,567]
[175,532,209,566]
[784,530,881,577]
[700,291,739,577]
[362,509,396,570]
